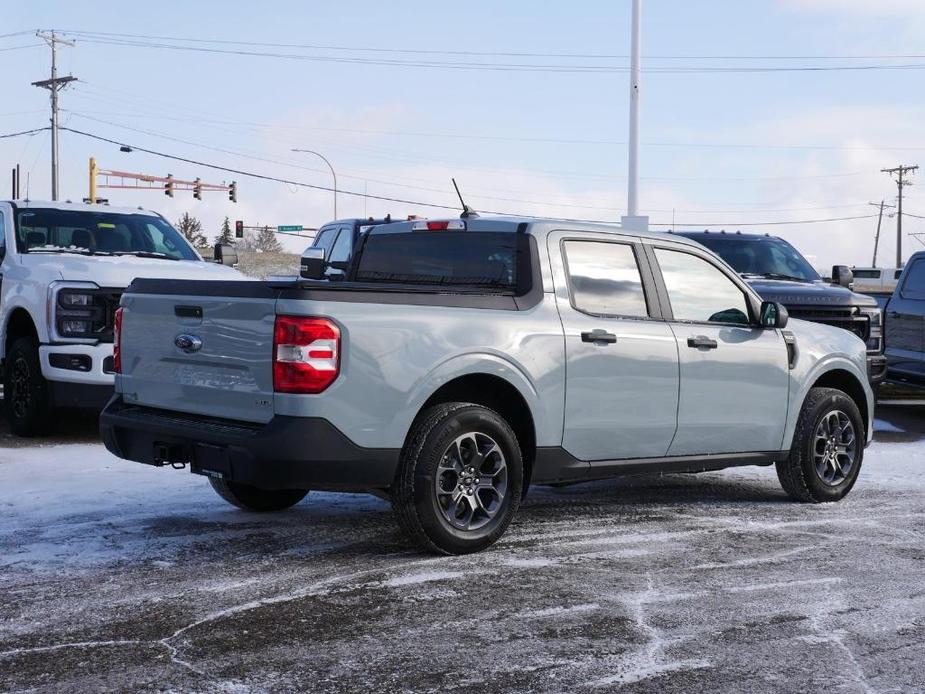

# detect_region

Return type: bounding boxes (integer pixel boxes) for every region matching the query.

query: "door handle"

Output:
[888,311,900,318]
[581,329,618,344]
[687,336,718,349]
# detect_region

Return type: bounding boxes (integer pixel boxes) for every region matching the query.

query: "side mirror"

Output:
[759,301,789,329]
[214,243,238,267]
[300,247,326,280]
[832,265,853,288]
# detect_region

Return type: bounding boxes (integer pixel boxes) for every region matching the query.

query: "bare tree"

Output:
[239,232,258,251]
[255,225,282,253]
[176,212,206,247]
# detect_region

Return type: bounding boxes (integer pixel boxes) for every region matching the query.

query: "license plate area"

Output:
[191,443,232,479]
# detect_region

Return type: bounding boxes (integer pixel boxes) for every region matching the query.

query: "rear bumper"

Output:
[99,397,400,492]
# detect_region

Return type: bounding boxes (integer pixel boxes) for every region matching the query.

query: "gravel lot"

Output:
[1,404,923,693]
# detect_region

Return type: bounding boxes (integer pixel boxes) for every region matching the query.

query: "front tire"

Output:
[776,387,864,503]
[3,337,52,437]
[392,403,523,555]
[209,478,308,512]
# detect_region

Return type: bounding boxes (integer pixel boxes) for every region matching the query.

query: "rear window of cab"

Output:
[354,231,528,293]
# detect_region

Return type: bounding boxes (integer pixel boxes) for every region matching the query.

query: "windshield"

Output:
[690,235,820,282]
[354,231,524,291]
[14,208,198,261]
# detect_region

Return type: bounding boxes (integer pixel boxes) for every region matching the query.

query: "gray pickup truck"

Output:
[101,216,873,554]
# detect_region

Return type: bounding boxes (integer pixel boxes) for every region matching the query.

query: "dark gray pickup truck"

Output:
[677,231,886,386]
[885,250,925,387]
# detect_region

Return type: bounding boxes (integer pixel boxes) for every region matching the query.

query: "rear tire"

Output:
[776,387,864,503]
[392,402,522,555]
[209,478,308,512]
[3,337,52,437]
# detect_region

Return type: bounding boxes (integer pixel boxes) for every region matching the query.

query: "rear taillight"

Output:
[113,307,124,374]
[273,316,340,394]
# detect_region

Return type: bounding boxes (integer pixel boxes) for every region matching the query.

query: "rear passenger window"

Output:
[656,248,751,325]
[902,260,925,299]
[564,241,648,317]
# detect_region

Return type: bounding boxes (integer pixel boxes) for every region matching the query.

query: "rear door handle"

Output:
[687,336,718,349]
[581,329,618,344]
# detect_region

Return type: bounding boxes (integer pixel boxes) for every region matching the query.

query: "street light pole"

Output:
[621,0,648,232]
[291,149,338,219]
[627,0,641,219]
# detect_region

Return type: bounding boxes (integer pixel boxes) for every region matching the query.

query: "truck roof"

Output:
[364,215,706,248]
[674,229,782,242]
[2,199,165,217]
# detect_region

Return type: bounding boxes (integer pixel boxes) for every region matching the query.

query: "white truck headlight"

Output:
[47,281,106,342]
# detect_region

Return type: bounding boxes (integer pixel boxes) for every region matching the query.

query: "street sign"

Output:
[277,225,303,233]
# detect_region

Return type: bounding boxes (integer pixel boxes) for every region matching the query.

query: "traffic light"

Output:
[228,180,237,203]
[235,220,244,238]
[164,174,174,198]
[193,178,202,201]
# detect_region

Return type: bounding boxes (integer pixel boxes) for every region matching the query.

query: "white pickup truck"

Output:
[0,200,242,436]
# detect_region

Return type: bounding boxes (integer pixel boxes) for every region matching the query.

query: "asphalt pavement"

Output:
[0,403,923,693]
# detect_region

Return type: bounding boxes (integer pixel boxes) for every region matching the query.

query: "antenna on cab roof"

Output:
[452,178,479,219]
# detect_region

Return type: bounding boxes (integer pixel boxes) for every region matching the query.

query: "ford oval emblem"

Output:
[175,334,203,353]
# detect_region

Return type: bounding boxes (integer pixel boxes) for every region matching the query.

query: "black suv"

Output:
[677,231,886,386]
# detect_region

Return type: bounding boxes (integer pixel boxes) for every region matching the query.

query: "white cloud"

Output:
[781,0,925,16]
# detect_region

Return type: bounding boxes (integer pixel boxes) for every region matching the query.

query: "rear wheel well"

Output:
[810,369,869,437]
[4,309,38,356]
[418,374,537,492]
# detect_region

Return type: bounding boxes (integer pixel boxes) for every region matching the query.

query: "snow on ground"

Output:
[1,419,924,692]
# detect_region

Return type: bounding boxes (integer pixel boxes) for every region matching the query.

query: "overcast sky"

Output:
[3,0,925,266]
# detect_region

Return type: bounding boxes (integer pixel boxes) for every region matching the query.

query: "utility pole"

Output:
[32,30,76,201]
[882,164,918,268]
[621,0,648,232]
[869,200,895,268]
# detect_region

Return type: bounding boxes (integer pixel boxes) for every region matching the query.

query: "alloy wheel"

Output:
[812,410,857,486]
[435,432,508,531]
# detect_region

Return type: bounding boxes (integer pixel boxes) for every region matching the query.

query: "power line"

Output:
[62,34,925,74]
[0,126,50,139]
[72,81,925,153]
[58,126,885,228]
[0,30,36,40]
[0,43,43,52]
[653,215,879,228]
[60,125,463,211]
[56,30,925,62]
[67,110,874,187]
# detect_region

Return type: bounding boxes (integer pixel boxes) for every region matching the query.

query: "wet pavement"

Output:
[0,403,923,692]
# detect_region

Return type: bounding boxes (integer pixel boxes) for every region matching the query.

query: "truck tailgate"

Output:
[118,281,277,424]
